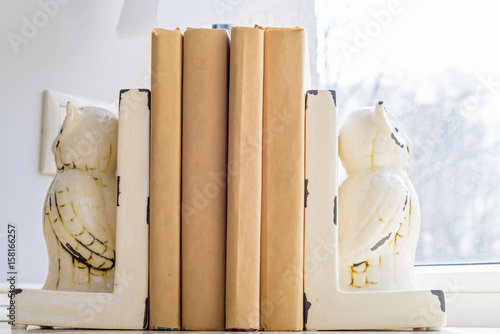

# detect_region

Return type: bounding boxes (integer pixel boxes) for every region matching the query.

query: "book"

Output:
[181,28,229,331]
[149,28,183,330]
[260,27,306,331]
[225,25,264,331]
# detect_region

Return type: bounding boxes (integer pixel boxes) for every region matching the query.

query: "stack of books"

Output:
[149,25,307,331]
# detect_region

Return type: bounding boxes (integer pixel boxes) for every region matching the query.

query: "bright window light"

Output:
[316,0,500,265]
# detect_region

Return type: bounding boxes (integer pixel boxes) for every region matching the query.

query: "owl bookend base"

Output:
[13,89,151,329]
[304,91,446,330]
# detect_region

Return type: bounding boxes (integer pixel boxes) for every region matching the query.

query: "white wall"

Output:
[0,0,151,284]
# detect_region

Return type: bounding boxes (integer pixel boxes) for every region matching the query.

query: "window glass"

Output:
[316,0,500,264]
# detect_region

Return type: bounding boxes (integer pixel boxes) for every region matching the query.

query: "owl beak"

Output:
[51,137,58,154]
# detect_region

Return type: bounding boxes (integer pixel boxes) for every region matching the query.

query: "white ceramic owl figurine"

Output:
[43,103,118,292]
[338,101,421,291]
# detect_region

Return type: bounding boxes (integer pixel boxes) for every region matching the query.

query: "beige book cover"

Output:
[261,27,305,331]
[225,25,264,331]
[181,28,229,331]
[149,28,183,330]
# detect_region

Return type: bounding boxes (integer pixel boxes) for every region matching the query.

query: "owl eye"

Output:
[395,128,399,133]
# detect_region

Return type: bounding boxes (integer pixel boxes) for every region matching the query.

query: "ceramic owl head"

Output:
[339,101,412,173]
[52,103,118,173]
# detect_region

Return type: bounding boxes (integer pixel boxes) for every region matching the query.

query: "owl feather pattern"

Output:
[338,101,421,291]
[43,103,118,292]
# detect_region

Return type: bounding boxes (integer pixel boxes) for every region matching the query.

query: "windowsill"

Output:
[1,323,499,333]
[415,264,500,327]
[416,263,500,292]
[3,277,499,331]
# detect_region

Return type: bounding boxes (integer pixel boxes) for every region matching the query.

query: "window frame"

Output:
[415,263,500,327]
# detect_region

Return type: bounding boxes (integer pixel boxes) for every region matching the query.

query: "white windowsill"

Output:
[2,268,499,330]
[415,264,500,328]
[416,263,500,292]
[1,323,499,333]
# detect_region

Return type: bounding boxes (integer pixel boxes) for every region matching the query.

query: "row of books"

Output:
[149,26,306,331]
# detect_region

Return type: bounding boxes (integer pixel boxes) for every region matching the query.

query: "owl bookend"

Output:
[338,101,419,291]
[43,102,118,292]
[304,91,445,330]
[14,89,150,329]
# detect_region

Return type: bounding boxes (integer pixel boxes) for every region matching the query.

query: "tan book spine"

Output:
[261,27,305,331]
[149,28,183,330]
[181,28,229,331]
[225,26,264,331]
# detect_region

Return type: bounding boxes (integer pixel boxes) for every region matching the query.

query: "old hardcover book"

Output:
[260,27,306,331]
[149,28,182,330]
[225,26,264,331]
[181,28,229,331]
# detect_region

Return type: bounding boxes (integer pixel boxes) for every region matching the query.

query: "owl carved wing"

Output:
[45,169,115,270]
[339,170,409,264]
